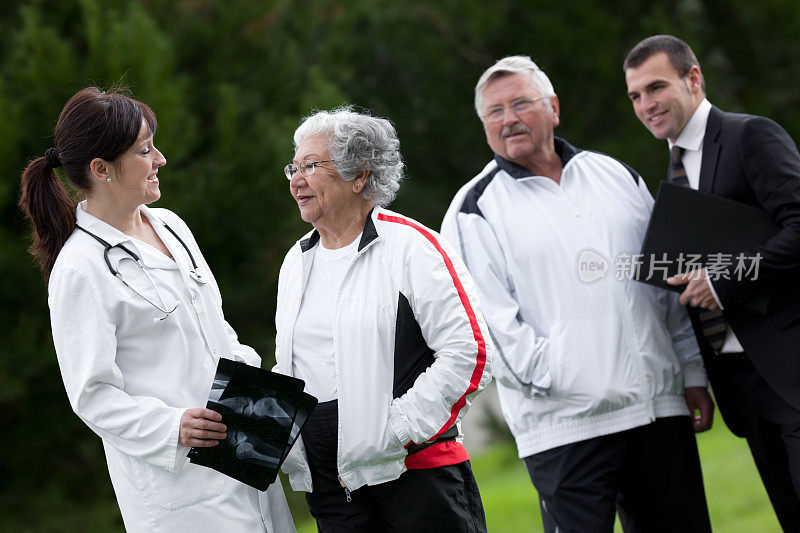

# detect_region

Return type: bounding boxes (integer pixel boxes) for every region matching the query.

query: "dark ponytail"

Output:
[18,157,77,280]
[18,87,157,282]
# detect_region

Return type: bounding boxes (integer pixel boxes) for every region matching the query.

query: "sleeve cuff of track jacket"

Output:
[681,367,708,389]
[388,402,413,447]
[521,340,552,396]
[527,357,552,395]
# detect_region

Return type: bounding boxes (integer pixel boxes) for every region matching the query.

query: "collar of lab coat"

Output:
[75,202,174,271]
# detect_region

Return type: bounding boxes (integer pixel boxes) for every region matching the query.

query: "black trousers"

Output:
[523,416,711,533]
[715,355,800,531]
[301,400,487,533]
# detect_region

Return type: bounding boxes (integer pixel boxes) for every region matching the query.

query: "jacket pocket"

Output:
[132,458,224,511]
[547,315,635,409]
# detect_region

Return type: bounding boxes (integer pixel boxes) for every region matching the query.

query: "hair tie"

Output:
[45,147,62,169]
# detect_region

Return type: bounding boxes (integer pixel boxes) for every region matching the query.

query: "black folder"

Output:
[188,358,317,491]
[636,182,778,291]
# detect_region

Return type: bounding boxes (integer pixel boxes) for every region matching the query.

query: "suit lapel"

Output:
[699,106,723,193]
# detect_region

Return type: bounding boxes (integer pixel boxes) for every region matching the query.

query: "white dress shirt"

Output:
[670,98,744,353]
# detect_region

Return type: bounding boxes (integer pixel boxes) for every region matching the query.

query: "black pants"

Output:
[716,355,800,531]
[301,400,487,533]
[523,416,711,533]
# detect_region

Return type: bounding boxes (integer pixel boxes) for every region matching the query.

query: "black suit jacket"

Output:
[689,105,800,435]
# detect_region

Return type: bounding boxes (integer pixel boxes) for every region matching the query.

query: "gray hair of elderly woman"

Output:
[474,55,556,117]
[293,107,404,208]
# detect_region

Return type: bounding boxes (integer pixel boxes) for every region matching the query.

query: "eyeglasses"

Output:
[482,95,550,124]
[284,159,335,180]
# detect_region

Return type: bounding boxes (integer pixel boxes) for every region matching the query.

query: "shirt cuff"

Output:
[705,270,725,310]
[388,402,413,446]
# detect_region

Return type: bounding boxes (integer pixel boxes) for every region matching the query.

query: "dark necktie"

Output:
[669,146,690,186]
[668,146,727,351]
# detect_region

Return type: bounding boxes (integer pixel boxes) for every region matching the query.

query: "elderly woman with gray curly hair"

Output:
[273,107,494,532]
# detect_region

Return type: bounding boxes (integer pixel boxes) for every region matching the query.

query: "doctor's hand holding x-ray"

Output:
[179,408,228,447]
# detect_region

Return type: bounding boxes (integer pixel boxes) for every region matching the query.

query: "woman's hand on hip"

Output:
[179,408,227,447]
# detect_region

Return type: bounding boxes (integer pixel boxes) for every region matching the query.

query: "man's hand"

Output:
[667,268,719,309]
[684,386,714,432]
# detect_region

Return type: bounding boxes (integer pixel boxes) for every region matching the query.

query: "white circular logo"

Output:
[577,249,608,283]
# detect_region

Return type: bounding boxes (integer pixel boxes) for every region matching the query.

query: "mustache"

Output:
[501,124,531,138]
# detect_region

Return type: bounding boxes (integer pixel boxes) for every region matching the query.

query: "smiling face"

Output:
[107,118,167,208]
[289,134,360,230]
[480,73,560,169]
[625,52,704,142]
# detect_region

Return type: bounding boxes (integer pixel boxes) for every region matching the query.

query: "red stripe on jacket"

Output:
[377,213,488,441]
[405,441,470,469]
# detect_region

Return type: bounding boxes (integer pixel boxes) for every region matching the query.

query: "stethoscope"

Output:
[75,222,207,321]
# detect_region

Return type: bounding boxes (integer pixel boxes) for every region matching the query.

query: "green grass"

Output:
[292,421,781,532]
[1,420,780,532]
[696,423,781,532]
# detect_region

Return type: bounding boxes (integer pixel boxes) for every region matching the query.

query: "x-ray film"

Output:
[188,358,317,490]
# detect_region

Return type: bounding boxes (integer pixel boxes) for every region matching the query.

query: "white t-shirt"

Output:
[292,235,361,402]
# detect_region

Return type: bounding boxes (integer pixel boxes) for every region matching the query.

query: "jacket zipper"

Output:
[333,233,380,504]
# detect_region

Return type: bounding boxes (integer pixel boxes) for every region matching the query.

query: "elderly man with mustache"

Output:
[441,55,713,533]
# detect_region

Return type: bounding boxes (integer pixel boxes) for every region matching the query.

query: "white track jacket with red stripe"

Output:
[275,207,493,493]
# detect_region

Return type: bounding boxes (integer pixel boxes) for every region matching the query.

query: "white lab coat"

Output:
[48,203,295,533]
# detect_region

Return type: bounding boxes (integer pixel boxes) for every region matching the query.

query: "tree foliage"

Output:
[2,0,798,528]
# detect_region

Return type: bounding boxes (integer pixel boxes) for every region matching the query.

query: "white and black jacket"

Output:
[441,138,706,458]
[275,207,493,492]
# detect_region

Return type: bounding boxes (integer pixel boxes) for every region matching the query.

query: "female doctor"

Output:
[18,87,295,533]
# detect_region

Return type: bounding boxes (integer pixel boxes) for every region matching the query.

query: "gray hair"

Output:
[474,55,556,117]
[293,107,404,207]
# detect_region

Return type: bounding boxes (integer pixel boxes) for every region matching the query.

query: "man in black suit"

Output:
[624,34,800,530]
